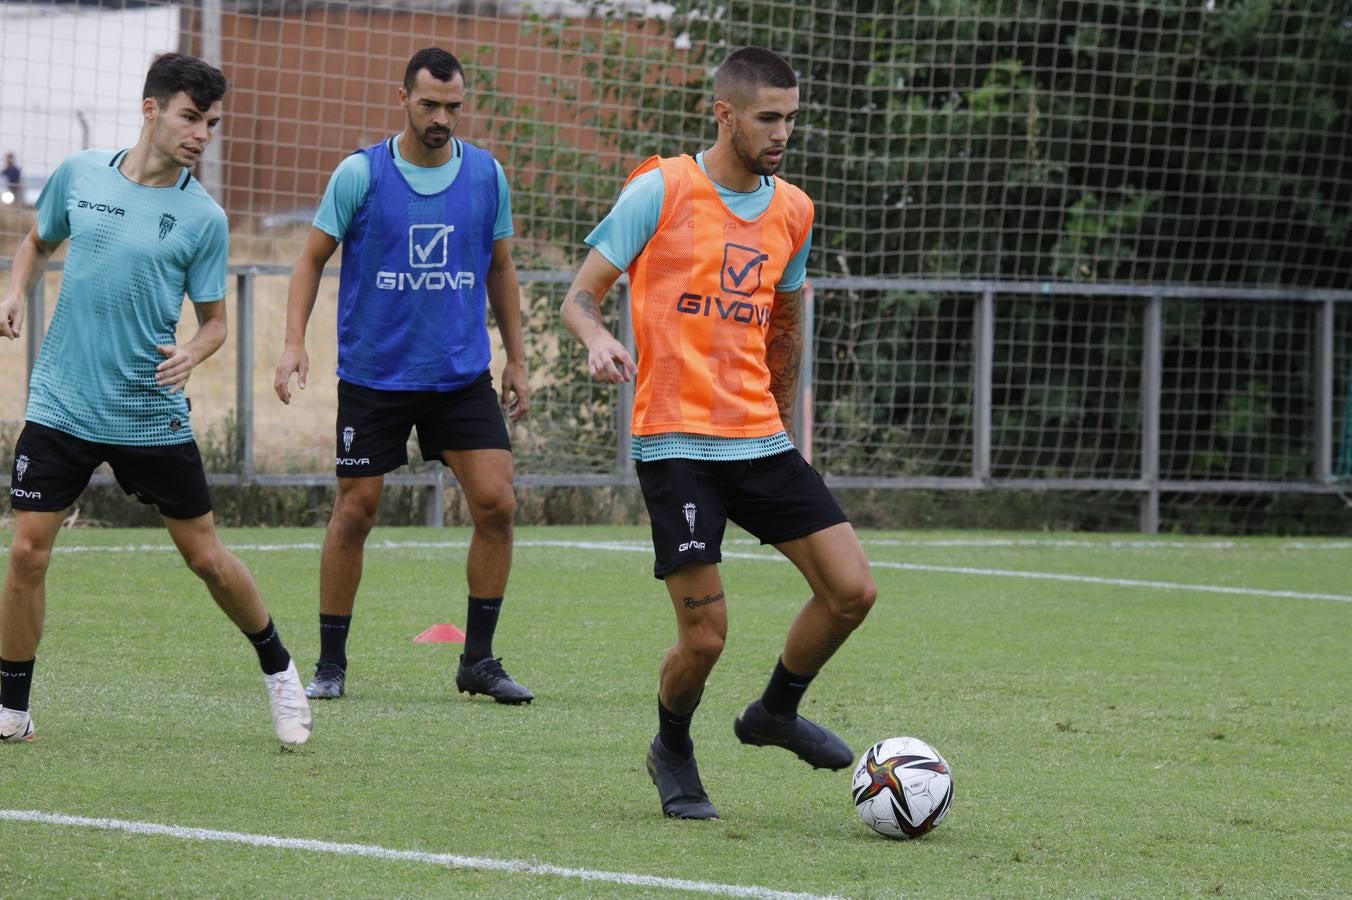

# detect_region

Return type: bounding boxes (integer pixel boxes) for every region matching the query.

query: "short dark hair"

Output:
[403,48,466,92]
[143,53,228,112]
[714,47,798,107]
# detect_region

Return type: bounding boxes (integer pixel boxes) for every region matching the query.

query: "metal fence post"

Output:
[424,468,445,527]
[1315,298,1334,482]
[1140,293,1163,533]
[973,290,994,483]
[198,0,225,204]
[25,277,45,384]
[615,281,634,478]
[797,281,815,463]
[235,269,256,482]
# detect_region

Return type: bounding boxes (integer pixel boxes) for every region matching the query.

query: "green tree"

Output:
[483,2,1350,519]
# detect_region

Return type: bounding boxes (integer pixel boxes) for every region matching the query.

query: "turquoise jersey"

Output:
[314,137,513,242]
[28,149,228,445]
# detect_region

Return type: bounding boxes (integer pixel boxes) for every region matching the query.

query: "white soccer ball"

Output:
[851,736,953,839]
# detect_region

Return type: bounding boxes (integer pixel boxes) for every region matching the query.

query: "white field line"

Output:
[842,536,1351,551]
[0,809,838,900]
[5,537,1350,604]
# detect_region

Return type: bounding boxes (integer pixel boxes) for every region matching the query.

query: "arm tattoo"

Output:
[767,289,804,425]
[682,591,725,610]
[568,289,605,328]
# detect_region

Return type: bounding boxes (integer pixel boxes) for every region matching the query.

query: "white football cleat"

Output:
[263,661,313,746]
[0,707,35,743]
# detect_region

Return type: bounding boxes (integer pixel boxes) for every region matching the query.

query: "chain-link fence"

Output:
[2,1,1350,532]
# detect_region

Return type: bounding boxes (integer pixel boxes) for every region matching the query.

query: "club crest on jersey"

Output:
[159,213,177,241]
[720,243,770,297]
[342,425,355,453]
[15,454,29,482]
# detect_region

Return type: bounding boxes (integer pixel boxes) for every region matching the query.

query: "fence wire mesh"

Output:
[2,1,1351,532]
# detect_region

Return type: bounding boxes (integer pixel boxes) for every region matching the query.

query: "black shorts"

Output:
[8,421,212,519]
[335,371,511,478]
[636,450,849,580]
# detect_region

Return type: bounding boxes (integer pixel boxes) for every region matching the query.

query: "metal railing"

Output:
[5,260,1351,531]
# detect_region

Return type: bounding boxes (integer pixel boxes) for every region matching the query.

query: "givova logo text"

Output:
[77,199,126,217]
[375,271,477,291]
[676,292,771,326]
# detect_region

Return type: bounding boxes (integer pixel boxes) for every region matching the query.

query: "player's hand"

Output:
[155,344,197,393]
[586,334,636,384]
[0,294,23,340]
[273,344,309,405]
[500,359,530,422]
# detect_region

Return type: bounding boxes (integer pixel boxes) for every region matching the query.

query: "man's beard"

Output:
[415,123,452,149]
[732,127,782,176]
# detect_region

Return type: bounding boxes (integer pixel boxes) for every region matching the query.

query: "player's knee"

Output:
[183,546,232,588]
[680,620,726,668]
[470,485,515,532]
[329,494,378,540]
[831,573,877,626]
[7,535,53,581]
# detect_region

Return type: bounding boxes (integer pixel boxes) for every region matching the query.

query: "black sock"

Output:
[0,658,35,712]
[245,618,291,676]
[462,595,503,664]
[318,613,352,669]
[658,698,696,759]
[760,657,815,719]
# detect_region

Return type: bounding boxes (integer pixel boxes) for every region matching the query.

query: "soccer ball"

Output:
[851,736,953,839]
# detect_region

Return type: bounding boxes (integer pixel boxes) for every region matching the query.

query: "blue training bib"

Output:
[336,137,498,391]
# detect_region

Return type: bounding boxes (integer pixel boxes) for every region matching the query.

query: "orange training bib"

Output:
[625,154,813,437]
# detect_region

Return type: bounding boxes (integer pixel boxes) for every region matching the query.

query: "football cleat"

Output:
[733,699,853,770]
[0,707,35,743]
[304,662,346,700]
[264,660,313,746]
[646,736,719,820]
[455,655,534,704]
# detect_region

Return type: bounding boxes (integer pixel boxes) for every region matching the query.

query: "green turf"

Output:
[0,526,1348,897]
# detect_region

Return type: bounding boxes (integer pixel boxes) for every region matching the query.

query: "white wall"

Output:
[0,5,181,192]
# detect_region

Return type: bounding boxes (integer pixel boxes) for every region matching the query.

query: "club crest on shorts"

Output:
[342,425,355,452]
[677,502,705,552]
[15,454,29,482]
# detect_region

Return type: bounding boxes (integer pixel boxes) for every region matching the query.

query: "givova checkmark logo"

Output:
[720,243,770,297]
[408,224,457,268]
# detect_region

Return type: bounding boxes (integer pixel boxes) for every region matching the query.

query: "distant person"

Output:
[273,47,533,705]
[2,153,20,203]
[560,46,877,820]
[0,54,313,746]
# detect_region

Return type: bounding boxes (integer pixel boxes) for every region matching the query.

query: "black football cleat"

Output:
[646,736,719,820]
[455,655,534,704]
[733,699,853,770]
[304,662,346,700]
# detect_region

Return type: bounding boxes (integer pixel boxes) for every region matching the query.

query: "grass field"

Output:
[0,525,1348,898]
